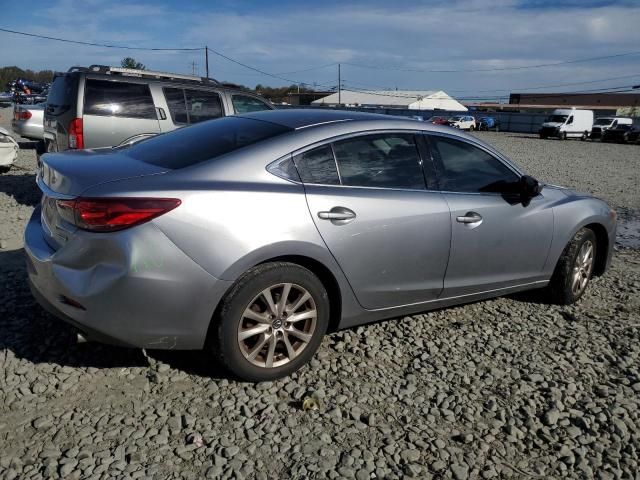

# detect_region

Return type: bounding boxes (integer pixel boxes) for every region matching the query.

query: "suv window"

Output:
[126,116,291,169]
[332,134,425,190]
[84,79,156,119]
[232,95,271,113]
[293,145,340,185]
[429,136,519,193]
[163,88,223,124]
[47,74,77,111]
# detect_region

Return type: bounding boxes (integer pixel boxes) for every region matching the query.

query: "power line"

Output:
[0,27,201,51]
[343,50,640,73]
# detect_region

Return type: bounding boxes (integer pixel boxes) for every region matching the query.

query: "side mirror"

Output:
[520,175,542,198]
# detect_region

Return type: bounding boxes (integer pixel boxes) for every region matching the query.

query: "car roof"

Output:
[237,108,405,130]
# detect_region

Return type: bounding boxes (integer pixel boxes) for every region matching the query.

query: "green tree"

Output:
[121,57,146,70]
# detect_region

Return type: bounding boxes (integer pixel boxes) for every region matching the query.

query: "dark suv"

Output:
[43,65,274,152]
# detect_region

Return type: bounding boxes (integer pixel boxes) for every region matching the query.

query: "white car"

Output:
[0,127,19,173]
[447,115,476,131]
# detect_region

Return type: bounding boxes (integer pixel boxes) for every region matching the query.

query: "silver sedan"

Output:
[25,109,616,381]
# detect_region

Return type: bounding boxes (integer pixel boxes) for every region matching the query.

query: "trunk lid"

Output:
[40,148,168,196]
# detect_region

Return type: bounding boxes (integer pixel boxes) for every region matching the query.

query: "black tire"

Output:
[0,166,10,174]
[209,262,329,382]
[560,131,567,140]
[581,132,587,141]
[547,228,597,305]
[539,133,547,139]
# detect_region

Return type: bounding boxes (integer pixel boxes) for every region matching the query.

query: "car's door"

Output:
[82,79,161,148]
[299,132,451,310]
[159,87,226,132]
[426,133,554,297]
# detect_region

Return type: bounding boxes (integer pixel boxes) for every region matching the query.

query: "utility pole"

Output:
[190,61,198,76]
[338,63,341,106]
[205,46,209,79]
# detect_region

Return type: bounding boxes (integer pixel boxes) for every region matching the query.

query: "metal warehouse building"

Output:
[312,90,468,111]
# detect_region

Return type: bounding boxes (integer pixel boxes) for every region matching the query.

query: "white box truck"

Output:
[590,116,633,140]
[539,108,594,140]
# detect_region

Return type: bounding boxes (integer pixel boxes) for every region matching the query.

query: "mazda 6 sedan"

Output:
[25,109,617,381]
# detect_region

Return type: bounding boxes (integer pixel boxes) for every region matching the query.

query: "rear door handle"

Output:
[318,207,356,221]
[456,212,483,224]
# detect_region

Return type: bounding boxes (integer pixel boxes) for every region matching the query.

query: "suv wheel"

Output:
[547,228,597,305]
[210,262,329,381]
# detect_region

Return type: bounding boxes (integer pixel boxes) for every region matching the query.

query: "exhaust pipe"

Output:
[77,332,88,344]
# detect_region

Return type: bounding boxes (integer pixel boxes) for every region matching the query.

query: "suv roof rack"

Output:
[66,65,221,85]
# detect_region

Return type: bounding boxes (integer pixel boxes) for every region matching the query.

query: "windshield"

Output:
[594,118,613,126]
[126,116,292,169]
[546,115,568,123]
[448,116,463,121]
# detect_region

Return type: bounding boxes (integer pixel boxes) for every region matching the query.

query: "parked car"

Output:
[43,65,275,153]
[0,91,12,107]
[26,109,616,381]
[601,124,637,143]
[590,117,633,140]
[427,116,448,125]
[477,116,499,131]
[539,108,593,140]
[447,115,476,130]
[12,103,45,145]
[0,127,19,173]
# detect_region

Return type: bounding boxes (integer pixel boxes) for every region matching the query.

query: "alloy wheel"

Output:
[237,283,317,368]
[571,240,594,296]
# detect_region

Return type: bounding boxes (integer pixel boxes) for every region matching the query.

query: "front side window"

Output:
[84,79,156,119]
[332,134,425,190]
[232,95,272,113]
[429,136,519,193]
[293,145,340,185]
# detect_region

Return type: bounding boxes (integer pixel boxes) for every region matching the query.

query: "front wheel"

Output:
[547,228,597,305]
[560,131,567,140]
[209,262,329,381]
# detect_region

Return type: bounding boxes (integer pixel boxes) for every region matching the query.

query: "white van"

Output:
[539,108,594,140]
[590,117,633,140]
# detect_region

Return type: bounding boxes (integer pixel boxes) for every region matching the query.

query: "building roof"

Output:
[312,90,467,111]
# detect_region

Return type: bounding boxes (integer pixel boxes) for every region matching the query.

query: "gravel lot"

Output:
[1,106,639,480]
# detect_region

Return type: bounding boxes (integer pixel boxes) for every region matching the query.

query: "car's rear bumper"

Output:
[24,207,232,350]
[11,120,43,141]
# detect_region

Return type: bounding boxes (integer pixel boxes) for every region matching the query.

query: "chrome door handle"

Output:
[318,208,356,221]
[456,212,483,224]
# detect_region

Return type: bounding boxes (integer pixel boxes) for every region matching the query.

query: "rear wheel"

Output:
[0,166,10,174]
[209,262,329,381]
[581,132,587,141]
[547,228,596,305]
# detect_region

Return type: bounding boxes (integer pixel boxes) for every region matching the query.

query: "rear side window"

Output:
[126,116,292,169]
[293,146,340,185]
[332,134,425,190]
[163,88,223,124]
[84,80,156,119]
[429,136,519,193]
[163,87,188,124]
[232,95,272,113]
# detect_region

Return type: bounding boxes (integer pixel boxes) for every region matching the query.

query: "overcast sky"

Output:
[1,0,639,99]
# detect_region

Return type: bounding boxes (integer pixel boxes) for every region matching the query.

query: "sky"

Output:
[1,0,639,100]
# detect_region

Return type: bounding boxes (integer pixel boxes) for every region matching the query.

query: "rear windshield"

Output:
[126,116,292,169]
[47,74,77,111]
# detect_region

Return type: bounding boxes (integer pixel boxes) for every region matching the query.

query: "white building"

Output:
[312,90,467,111]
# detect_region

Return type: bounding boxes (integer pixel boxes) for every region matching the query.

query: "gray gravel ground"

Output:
[1,106,639,479]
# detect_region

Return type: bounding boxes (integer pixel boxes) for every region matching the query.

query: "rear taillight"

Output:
[14,110,32,120]
[56,197,181,232]
[68,118,84,149]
